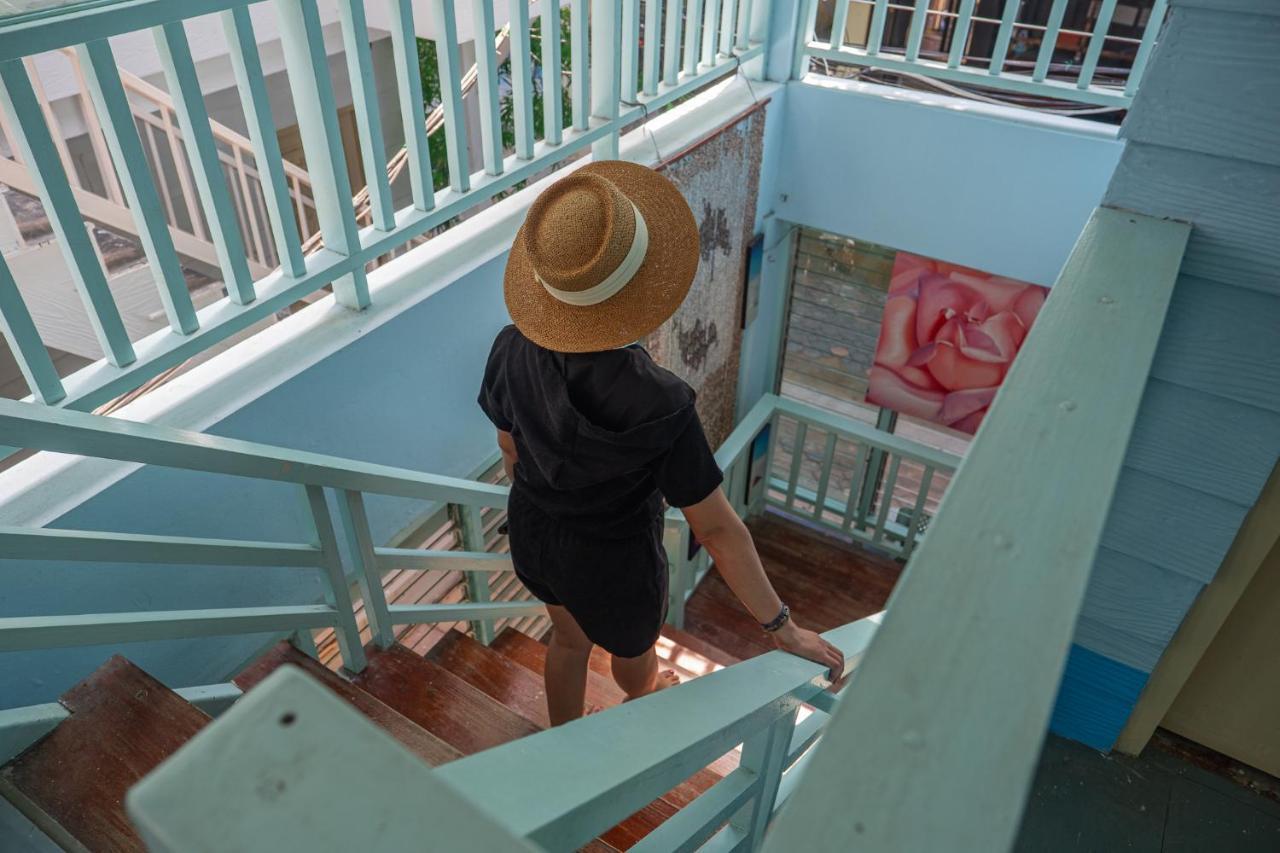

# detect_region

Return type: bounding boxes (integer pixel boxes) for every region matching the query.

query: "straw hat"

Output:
[504,161,699,353]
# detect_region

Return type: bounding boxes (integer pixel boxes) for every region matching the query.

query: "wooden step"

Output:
[660,624,741,669]
[351,643,541,755]
[425,630,551,728]
[234,642,461,767]
[0,656,211,852]
[490,627,627,708]
[682,593,775,661]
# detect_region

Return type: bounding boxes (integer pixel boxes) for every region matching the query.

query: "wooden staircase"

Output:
[0,625,740,852]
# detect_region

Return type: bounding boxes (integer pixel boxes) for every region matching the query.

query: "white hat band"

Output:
[538,203,649,307]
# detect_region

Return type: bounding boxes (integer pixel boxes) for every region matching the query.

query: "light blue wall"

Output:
[0,253,513,709]
[775,79,1124,286]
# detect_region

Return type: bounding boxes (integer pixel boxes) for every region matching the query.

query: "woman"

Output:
[479,161,844,725]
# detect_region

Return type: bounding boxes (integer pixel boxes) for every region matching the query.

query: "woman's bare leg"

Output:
[610,646,679,700]
[544,605,594,726]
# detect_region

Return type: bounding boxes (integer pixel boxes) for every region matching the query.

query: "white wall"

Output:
[776,77,1125,286]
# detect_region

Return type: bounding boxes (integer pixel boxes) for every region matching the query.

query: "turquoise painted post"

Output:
[0,253,64,403]
[77,39,200,332]
[811,431,837,523]
[621,0,640,101]
[302,484,367,672]
[898,465,934,561]
[470,0,503,176]
[750,411,778,516]
[718,0,735,57]
[643,0,661,95]
[220,6,306,278]
[828,0,849,49]
[1032,0,1068,82]
[336,0,394,231]
[839,441,867,533]
[273,0,369,310]
[570,0,589,131]
[510,0,535,160]
[732,707,798,849]
[905,0,929,62]
[386,0,434,211]
[783,420,806,512]
[664,521,691,628]
[1077,0,1118,89]
[290,627,320,658]
[790,0,817,78]
[686,0,706,73]
[736,0,755,48]
[337,489,396,649]
[456,503,495,645]
[701,0,720,67]
[541,0,563,145]
[591,0,621,159]
[1124,0,1167,96]
[432,0,471,191]
[664,0,683,85]
[152,22,258,304]
[870,454,901,547]
[865,0,889,55]
[988,0,1021,76]
[0,60,135,367]
[947,0,977,68]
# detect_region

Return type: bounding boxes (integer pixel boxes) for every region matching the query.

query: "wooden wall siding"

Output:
[1051,0,1280,750]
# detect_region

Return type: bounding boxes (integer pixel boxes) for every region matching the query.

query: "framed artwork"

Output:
[866,252,1049,435]
[740,233,764,330]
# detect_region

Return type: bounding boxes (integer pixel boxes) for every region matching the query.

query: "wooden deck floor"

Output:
[681,511,903,661]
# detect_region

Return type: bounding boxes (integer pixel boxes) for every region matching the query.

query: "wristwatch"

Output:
[761,604,791,633]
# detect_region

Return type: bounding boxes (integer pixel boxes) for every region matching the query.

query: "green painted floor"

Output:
[1015,734,1280,852]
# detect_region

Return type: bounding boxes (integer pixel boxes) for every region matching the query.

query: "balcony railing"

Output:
[0,0,773,418]
[801,0,1169,107]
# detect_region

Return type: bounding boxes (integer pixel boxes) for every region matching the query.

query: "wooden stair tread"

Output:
[351,644,542,755]
[661,624,741,669]
[234,642,461,767]
[600,797,680,850]
[0,656,211,852]
[490,628,627,708]
[426,630,552,728]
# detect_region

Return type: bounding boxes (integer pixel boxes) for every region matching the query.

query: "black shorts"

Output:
[506,490,669,659]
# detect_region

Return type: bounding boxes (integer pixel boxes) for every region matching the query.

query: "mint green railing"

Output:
[800,0,1169,107]
[0,0,774,420]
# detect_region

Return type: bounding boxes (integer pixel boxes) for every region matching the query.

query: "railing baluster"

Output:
[701,0,720,68]
[621,0,641,101]
[898,465,934,561]
[865,0,889,56]
[811,432,837,523]
[753,412,779,515]
[1125,0,1167,96]
[570,0,589,131]
[337,489,395,649]
[0,253,64,404]
[749,0,772,47]
[336,0,394,230]
[870,455,901,547]
[0,60,135,368]
[840,441,868,533]
[905,0,929,62]
[153,22,258,305]
[717,0,735,57]
[78,39,200,331]
[273,0,368,309]
[643,0,661,95]
[386,0,434,212]
[510,0,535,160]
[470,0,503,176]
[684,0,705,74]
[663,0,684,86]
[456,503,494,645]
[1031,0,1067,82]
[735,0,754,49]
[232,147,267,265]
[732,707,798,846]
[783,420,807,512]
[433,0,472,191]
[791,0,818,77]
[303,484,367,672]
[157,100,207,243]
[592,0,622,159]
[988,0,1020,76]
[947,0,977,68]
[829,0,850,50]
[1077,0,1119,90]
[221,6,306,277]
[541,0,564,145]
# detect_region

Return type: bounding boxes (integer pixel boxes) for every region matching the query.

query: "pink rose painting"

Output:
[866,252,1048,435]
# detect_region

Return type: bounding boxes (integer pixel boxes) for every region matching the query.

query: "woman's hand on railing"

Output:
[771,620,845,683]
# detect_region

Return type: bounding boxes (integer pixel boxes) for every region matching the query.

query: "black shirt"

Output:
[478,325,724,539]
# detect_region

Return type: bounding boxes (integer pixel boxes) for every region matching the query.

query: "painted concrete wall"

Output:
[775,77,1124,287]
[1049,0,1280,751]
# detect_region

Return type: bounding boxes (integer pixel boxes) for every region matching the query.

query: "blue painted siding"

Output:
[1052,0,1280,749]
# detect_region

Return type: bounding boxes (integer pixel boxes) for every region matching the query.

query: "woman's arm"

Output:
[497,429,518,481]
[680,489,845,680]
